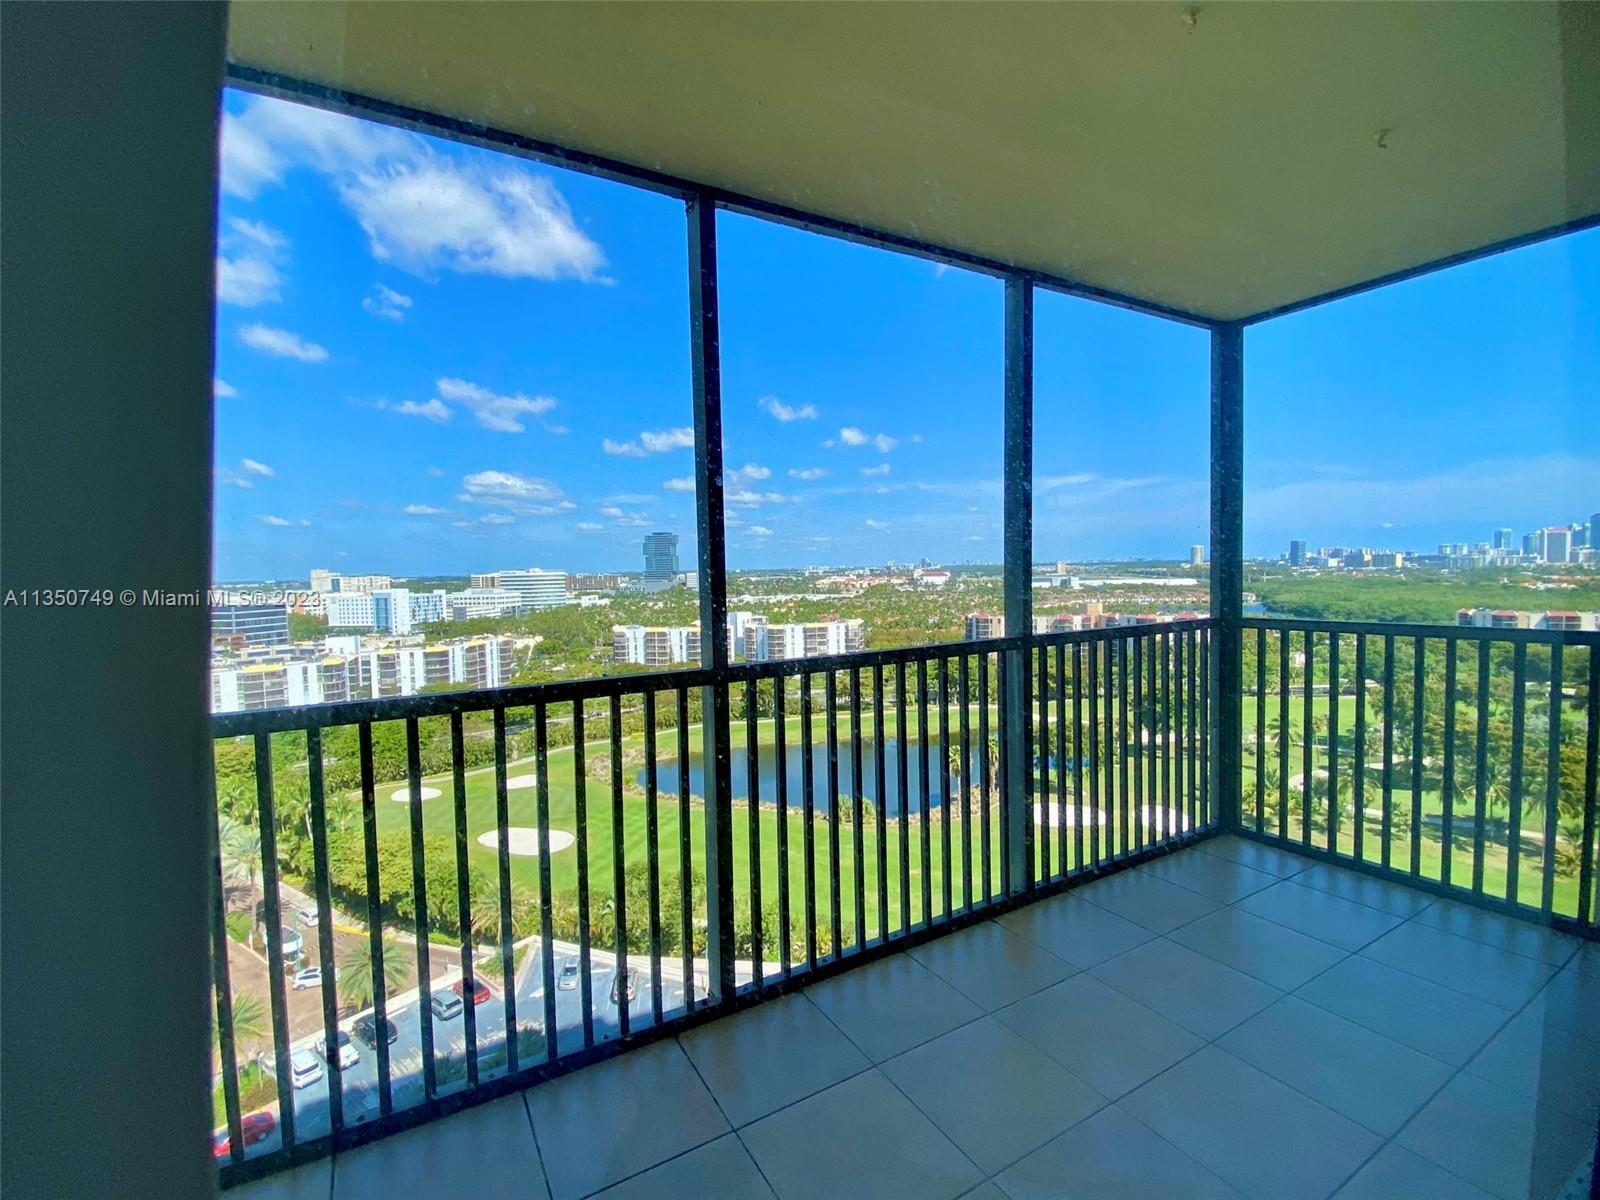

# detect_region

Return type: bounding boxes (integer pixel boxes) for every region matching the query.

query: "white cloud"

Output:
[788,467,827,481]
[240,458,275,477]
[759,396,817,422]
[860,463,891,477]
[258,515,293,526]
[640,427,695,453]
[613,512,653,528]
[403,504,447,515]
[216,254,283,306]
[836,427,898,453]
[911,434,924,444]
[299,519,312,527]
[464,473,563,505]
[863,518,890,530]
[546,424,569,435]
[395,398,452,423]
[436,377,556,433]
[425,465,447,478]
[663,477,697,493]
[733,462,771,481]
[214,378,238,398]
[606,427,694,456]
[362,283,413,321]
[1037,473,1096,490]
[479,513,515,525]
[228,218,287,249]
[575,521,604,532]
[239,324,328,362]
[726,488,791,509]
[748,525,774,537]
[598,506,624,518]
[220,96,605,281]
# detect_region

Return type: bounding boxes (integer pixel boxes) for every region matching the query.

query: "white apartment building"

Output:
[965,612,1004,639]
[470,573,499,589]
[409,589,448,626]
[324,591,376,629]
[211,659,320,712]
[338,574,392,595]
[497,568,570,610]
[371,588,412,636]
[742,617,865,662]
[309,568,339,593]
[612,624,701,666]
[447,587,525,621]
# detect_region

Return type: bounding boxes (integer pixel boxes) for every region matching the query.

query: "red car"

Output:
[211,1111,276,1159]
[453,975,493,1006]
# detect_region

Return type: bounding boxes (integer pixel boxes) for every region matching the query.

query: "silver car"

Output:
[289,1048,324,1090]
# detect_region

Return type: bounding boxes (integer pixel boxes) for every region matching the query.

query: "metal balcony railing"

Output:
[207,621,1216,1182]
[1238,618,1600,933]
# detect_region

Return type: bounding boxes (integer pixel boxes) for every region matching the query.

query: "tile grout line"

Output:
[518,1090,555,1200]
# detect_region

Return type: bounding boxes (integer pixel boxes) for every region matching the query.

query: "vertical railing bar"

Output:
[1410,638,1426,878]
[1200,625,1211,827]
[1328,633,1341,856]
[960,654,974,908]
[1577,648,1599,927]
[1056,643,1069,869]
[1472,642,1490,895]
[608,695,628,1040]
[1507,643,1528,906]
[1302,632,1315,847]
[207,766,245,1163]
[1172,629,1183,845]
[403,718,437,1097]
[305,727,344,1130]
[1255,626,1266,833]
[643,691,663,1021]
[852,666,867,948]
[448,714,479,1087]
[801,672,817,971]
[534,706,558,1060]
[1147,632,1160,845]
[675,693,696,1009]
[491,710,517,1075]
[874,664,889,937]
[1131,634,1144,853]
[977,654,992,900]
[251,733,296,1148]
[1072,642,1085,870]
[1035,645,1050,877]
[359,724,391,1113]
[1118,636,1130,856]
[1381,635,1396,869]
[1277,629,1289,839]
[1189,630,1201,835]
[1440,644,1457,891]
[825,670,843,958]
[572,702,594,1046]
[1088,636,1102,867]
[940,656,955,909]
[744,680,763,991]
[917,659,933,921]
[774,678,791,976]
[1353,635,1367,863]
[897,662,913,927]
[1541,644,1563,915]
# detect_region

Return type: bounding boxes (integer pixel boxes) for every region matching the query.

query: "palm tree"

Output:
[217,992,267,1055]
[338,936,406,1011]
[218,816,263,949]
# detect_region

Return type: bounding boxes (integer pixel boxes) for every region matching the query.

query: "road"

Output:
[219,938,740,1160]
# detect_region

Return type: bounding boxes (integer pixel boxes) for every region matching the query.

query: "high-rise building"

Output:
[1544,527,1572,565]
[568,573,624,594]
[210,602,290,646]
[742,617,864,662]
[1189,545,1205,567]
[371,588,413,635]
[642,532,680,591]
[496,568,569,610]
[1288,540,1307,566]
[1523,531,1543,559]
[1492,529,1514,551]
[409,589,448,625]
[337,574,392,595]
[309,568,339,593]
[964,612,1004,640]
[325,591,376,629]
[612,624,700,666]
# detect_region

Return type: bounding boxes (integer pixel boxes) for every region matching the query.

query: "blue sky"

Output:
[213,89,1597,582]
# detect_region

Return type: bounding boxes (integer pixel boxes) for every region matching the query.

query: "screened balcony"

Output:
[8,5,1595,1200]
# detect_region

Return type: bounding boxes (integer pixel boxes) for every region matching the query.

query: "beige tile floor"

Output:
[230,838,1598,1200]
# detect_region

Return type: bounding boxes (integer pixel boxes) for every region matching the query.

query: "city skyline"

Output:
[213,90,1598,580]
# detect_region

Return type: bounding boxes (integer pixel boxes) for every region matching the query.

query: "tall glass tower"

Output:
[642,531,680,590]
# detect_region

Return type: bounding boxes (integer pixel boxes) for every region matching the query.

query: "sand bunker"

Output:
[506,774,538,790]
[1033,803,1108,829]
[477,827,575,856]
[389,785,443,804]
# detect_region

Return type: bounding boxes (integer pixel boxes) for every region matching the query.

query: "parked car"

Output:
[289,1048,323,1090]
[453,975,493,1006]
[430,990,463,1021]
[278,926,303,959]
[557,959,580,991]
[353,1015,398,1049]
[211,1111,275,1159]
[610,968,636,1007]
[314,1030,359,1069]
[291,964,334,991]
[295,907,318,929]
